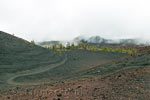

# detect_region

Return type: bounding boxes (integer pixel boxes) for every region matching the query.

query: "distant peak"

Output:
[74,35,105,43]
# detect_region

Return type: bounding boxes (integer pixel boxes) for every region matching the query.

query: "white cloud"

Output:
[0,0,150,42]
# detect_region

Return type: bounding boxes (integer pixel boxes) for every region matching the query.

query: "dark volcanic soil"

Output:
[1,66,150,100]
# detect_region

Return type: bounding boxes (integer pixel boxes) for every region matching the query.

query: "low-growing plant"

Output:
[30,40,35,45]
[44,42,136,55]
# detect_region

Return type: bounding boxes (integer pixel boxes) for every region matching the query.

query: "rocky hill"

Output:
[0,31,64,85]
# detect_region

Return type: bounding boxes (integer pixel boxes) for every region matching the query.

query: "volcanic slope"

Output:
[0,31,127,88]
[80,52,150,77]
[0,31,65,87]
[2,52,150,99]
[14,50,127,84]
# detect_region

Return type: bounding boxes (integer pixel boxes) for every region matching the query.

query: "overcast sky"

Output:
[0,0,150,41]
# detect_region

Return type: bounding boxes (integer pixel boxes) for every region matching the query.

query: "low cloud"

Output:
[0,0,150,43]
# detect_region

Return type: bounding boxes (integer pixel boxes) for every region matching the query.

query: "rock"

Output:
[57,93,62,97]
[77,86,81,88]
[7,96,10,99]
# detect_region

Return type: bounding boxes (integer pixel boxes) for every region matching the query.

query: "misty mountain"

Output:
[74,36,106,44]
[37,40,74,47]
[38,35,143,47]
[74,36,139,46]
[38,41,60,46]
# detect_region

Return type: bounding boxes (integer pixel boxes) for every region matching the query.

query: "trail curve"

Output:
[7,55,67,86]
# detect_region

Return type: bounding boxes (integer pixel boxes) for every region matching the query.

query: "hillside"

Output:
[80,52,150,77]
[0,31,64,86]
[0,31,128,87]
[14,50,127,84]
[1,49,150,99]
[1,31,150,99]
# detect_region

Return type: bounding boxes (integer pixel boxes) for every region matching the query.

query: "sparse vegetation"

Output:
[44,42,137,55]
[1,31,150,100]
[24,40,30,44]
[30,40,35,45]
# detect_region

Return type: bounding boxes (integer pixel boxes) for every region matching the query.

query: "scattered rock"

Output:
[118,75,121,78]
[77,86,81,88]
[57,93,62,97]
[93,88,100,91]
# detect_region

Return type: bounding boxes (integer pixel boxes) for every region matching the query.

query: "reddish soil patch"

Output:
[1,66,150,100]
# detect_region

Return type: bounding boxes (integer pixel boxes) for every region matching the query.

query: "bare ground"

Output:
[7,55,67,86]
[1,66,150,100]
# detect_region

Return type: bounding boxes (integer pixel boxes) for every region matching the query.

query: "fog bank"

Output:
[0,0,150,43]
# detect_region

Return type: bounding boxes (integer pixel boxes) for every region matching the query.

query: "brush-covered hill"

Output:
[0,31,64,85]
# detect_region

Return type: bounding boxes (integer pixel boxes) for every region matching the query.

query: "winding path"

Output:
[7,55,67,86]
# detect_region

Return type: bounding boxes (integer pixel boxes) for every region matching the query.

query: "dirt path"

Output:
[7,55,68,86]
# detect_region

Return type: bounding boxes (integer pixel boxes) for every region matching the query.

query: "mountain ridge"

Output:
[38,35,143,47]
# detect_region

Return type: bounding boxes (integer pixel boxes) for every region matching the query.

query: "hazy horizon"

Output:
[0,0,150,42]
